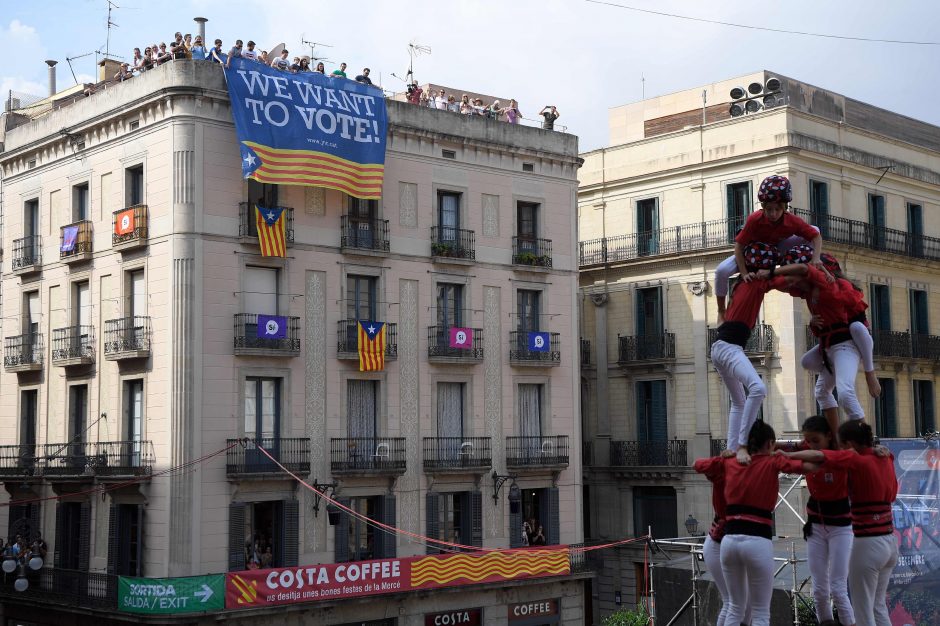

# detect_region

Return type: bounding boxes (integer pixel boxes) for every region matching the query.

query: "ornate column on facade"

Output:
[687,279,713,461]
[591,292,611,467]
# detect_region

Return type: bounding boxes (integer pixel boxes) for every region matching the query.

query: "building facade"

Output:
[578,70,940,614]
[0,60,587,625]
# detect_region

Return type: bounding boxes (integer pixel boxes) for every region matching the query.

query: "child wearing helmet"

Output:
[715,175,824,322]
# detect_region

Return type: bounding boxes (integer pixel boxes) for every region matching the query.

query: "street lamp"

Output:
[2,553,43,592]
[492,471,520,513]
[685,514,699,536]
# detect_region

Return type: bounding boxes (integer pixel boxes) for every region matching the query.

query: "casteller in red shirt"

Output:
[821,448,898,537]
[735,210,818,247]
[722,453,805,539]
[693,456,728,541]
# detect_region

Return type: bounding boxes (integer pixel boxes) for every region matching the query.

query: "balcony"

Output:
[89,440,155,478]
[51,325,95,367]
[103,316,152,360]
[431,226,475,262]
[508,330,561,366]
[617,333,676,365]
[238,202,295,244]
[872,329,912,359]
[341,215,389,253]
[427,326,484,362]
[234,314,301,356]
[505,435,569,469]
[0,567,116,610]
[330,437,406,475]
[336,320,398,360]
[422,437,492,473]
[579,218,734,267]
[3,334,43,372]
[912,334,940,360]
[580,338,591,367]
[610,440,688,467]
[225,437,310,477]
[60,220,93,263]
[0,444,40,478]
[792,207,940,261]
[12,235,41,275]
[512,236,553,268]
[708,323,777,357]
[710,438,727,457]
[0,441,155,479]
[112,204,148,250]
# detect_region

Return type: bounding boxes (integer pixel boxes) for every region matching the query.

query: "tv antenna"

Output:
[105,1,120,61]
[65,52,95,85]
[406,40,431,81]
[301,37,332,63]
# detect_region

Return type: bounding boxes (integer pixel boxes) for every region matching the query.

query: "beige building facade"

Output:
[0,60,587,625]
[578,70,940,614]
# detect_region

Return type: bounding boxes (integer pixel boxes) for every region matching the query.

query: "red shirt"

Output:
[735,211,818,246]
[805,464,851,526]
[694,456,728,540]
[822,448,898,537]
[724,276,793,328]
[784,266,855,331]
[722,453,804,538]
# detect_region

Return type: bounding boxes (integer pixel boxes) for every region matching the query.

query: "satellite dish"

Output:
[745,99,763,113]
[730,103,745,117]
[729,86,746,100]
[748,82,763,95]
[765,77,781,92]
[268,42,286,62]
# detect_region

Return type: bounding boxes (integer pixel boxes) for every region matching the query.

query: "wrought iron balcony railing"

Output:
[112,204,148,249]
[509,330,561,365]
[872,329,912,358]
[710,438,727,457]
[580,338,591,366]
[12,235,41,272]
[0,567,117,609]
[336,320,398,358]
[512,236,553,267]
[103,316,152,359]
[610,440,688,467]
[707,323,777,355]
[422,437,492,471]
[91,440,155,477]
[238,202,295,243]
[792,207,940,260]
[0,441,154,478]
[234,314,301,355]
[618,333,676,363]
[341,215,389,252]
[51,325,95,365]
[3,333,43,371]
[226,437,310,476]
[330,437,406,474]
[505,435,569,468]
[59,220,93,261]
[579,218,735,266]
[912,334,940,360]
[427,326,484,361]
[431,226,475,260]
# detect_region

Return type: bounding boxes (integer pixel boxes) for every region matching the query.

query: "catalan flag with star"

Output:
[254,205,287,257]
[357,320,386,371]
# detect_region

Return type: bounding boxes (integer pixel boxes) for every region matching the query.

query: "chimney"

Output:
[45,60,57,97]
[98,57,122,82]
[194,17,208,46]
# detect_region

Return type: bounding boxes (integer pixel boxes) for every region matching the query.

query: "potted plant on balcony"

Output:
[515,251,538,265]
[432,241,457,257]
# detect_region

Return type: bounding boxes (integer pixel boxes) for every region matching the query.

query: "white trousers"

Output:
[803,321,875,374]
[713,340,767,449]
[721,534,775,626]
[806,523,854,624]
[703,536,730,626]
[848,534,898,626]
[801,341,865,420]
[714,229,818,298]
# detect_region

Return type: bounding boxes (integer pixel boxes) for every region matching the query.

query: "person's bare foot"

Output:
[736,447,751,465]
[866,371,882,398]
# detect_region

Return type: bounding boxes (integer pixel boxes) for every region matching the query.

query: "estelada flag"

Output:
[255,205,287,257]
[114,208,135,235]
[357,320,386,372]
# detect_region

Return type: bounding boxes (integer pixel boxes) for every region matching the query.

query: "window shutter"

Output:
[426,492,440,555]
[651,380,668,443]
[107,504,119,575]
[78,500,91,572]
[378,495,397,558]
[282,499,299,567]
[541,487,560,546]
[134,505,144,576]
[29,503,41,542]
[469,491,483,548]
[228,502,246,571]
[509,503,523,549]
[334,497,350,563]
[53,502,66,567]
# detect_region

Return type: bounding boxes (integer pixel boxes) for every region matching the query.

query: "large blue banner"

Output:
[223,57,387,199]
[883,438,940,625]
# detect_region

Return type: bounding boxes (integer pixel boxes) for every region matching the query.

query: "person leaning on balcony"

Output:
[504,99,521,124]
[225,40,244,69]
[315,61,326,74]
[114,63,134,82]
[355,68,373,85]
[539,105,560,130]
[715,175,822,323]
[331,62,348,79]
[210,39,226,64]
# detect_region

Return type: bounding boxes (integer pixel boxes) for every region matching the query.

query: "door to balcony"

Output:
[636,380,668,464]
[347,198,377,249]
[244,378,280,471]
[636,198,659,257]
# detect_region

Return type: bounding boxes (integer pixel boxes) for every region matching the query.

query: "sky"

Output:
[1,0,939,151]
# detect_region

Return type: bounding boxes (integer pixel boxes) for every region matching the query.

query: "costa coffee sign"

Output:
[508,599,559,621]
[424,607,482,626]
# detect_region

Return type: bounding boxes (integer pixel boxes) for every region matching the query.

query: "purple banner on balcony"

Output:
[449,327,473,349]
[528,332,550,352]
[256,315,288,339]
[61,225,79,252]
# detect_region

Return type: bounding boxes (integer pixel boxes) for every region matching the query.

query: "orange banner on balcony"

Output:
[115,208,136,235]
[225,548,569,610]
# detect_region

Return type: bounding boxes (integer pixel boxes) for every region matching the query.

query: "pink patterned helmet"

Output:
[781,244,814,265]
[757,175,792,203]
[743,242,780,271]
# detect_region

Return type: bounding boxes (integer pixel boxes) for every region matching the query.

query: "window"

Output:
[908,202,924,257]
[244,378,280,439]
[426,491,483,552]
[910,289,929,336]
[125,165,144,206]
[347,380,378,439]
[346,196,379,248]
[517,289,541,333]
[346,496,378,561]
[110,504,143,576]
[72,281,91,328]
[72,182,90,222]
[438,192,461,240]
[636,198,659,256]
[517,201,539,241]
[633,487,677,538]
[874,378,897,438]
[127,269,146,318]
[809,180,829,237]
[726,181,752,241]
[245,266,279,315]
[636,380,667,445]
[870,284,891,331]
[23,291,40,337]
[518,383,543,439]
[519,487,560,546]
[55,501,89,570]
[20,390,37,450]
[68,385,88,460]
[914,380,935,435]
[869,194,886,250]
[635,287,663,337]
[228,500,299,570]
[437,283,463,328]
[335,495,397,561]
[24,199,39,237]
[442,149,456,160]
[124,379,144,444]
[347,275,377,321]
[248,180,278,208]
[436,382,464,438]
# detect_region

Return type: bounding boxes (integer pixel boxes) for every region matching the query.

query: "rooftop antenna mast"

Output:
[301,37,332,63]
[65,51,95,85]
[105,1,120,61]
[406,40,431,82]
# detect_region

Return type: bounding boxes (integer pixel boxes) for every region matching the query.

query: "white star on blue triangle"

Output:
[240,144,260,178]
